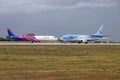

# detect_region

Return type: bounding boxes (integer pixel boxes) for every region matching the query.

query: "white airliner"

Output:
[60,24,108,44]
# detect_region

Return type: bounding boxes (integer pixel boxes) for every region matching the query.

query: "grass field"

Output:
[0,45,120,80]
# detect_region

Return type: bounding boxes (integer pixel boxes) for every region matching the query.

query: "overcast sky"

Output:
[0,0,120,41]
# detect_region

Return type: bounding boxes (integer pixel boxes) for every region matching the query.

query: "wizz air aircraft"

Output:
[7,28,58,42]
[60,24,108,44]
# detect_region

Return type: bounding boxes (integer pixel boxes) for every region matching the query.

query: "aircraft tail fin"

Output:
[7,28,17,37]
[94,24,103,35]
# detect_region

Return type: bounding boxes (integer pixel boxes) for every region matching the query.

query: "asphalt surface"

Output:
[0,41,120,46]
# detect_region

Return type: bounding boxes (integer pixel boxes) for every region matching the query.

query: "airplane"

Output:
[7,28,58,42]
[59,24,108,44]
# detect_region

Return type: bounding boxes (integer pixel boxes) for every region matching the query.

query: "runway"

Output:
[0,41,120,46]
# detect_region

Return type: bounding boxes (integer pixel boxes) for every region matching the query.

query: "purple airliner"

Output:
[7,28,58,42]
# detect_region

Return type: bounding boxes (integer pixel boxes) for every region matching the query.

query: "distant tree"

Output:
[26,33,35,36]
[109,41,117,43]
[0,37,3,41]
[0,37,6,41]
[6,36,14,41]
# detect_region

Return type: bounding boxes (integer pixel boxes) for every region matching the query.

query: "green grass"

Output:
[0,45,120,80]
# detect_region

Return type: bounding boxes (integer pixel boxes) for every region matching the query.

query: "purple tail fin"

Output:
[7,28,17,37]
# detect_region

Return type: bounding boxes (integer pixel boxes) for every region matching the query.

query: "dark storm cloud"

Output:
[0,0,119,15]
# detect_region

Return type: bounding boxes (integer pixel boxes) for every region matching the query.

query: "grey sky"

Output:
[0,0,120,41]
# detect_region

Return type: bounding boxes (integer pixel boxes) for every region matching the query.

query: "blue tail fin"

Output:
[7,28,17,37]
[94,24,103,35]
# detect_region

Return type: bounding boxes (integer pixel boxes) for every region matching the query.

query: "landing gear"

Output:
[31,40,34,43]
[28,39,34,43]
[78,40,83,44]
[85,42,88,44]
[78,40,88,44]
[62,41,66,44]
[78,41,82,44]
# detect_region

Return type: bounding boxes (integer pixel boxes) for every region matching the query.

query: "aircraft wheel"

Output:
[85,42,88,44]
[78,41,82,44]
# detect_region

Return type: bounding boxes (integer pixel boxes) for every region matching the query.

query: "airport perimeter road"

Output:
[0,42,120,46]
